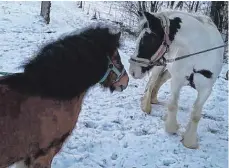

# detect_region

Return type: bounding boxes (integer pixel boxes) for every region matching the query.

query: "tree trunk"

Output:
[170,1,175,9]
[190,1,195,11]
[40,1,51,24]
[195,1,199,12]
[167,1,170,8]
[210,1,224,32]
[175,1,183,10]
[142,1,146,11]
[138,1,142,11]
[78,1,82,8]
[151,1,160,12]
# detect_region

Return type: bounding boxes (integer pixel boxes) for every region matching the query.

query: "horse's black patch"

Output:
[186,73,196,89]
[186,68,213,89]
[169,17,182,41]
[193,69,213,78]
[0,25,121,100]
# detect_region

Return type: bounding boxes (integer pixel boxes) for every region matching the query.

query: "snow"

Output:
[0,2,228,168]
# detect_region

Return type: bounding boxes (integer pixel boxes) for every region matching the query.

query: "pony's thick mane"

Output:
[0,24,121,100]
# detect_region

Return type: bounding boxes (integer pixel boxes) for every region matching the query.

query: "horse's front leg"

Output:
[165,77,183,133]
[151,69,171,104]
[182,88,212,149]
[141,66,165,113]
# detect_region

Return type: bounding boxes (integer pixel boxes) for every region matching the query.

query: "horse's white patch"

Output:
[130,11,224,149]
[129,27,153,79]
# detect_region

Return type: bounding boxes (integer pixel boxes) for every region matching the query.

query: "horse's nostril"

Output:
[120,85,123,91]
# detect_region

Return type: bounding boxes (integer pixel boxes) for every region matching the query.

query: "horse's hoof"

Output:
[140,97,152,114]
[151,98,158,104]
[181,135,199,149]
[165,121,179,134]
[141,105,152,114]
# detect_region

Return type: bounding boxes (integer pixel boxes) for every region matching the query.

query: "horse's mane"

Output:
[0,24,121,100]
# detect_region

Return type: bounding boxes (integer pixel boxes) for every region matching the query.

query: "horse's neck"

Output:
[165,12,201,60]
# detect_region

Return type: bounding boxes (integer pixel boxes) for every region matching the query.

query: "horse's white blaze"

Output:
[131,11,224,148]
[129,28,152,79]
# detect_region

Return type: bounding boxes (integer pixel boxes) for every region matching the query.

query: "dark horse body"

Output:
[0,25,129,168]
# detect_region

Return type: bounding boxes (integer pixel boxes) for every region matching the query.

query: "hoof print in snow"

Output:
[134,128,149,136]
[123,142,128,148]
[130,116,134,120]
[162,158,176,166]
[111,153,118,160]
[83,121,98,129]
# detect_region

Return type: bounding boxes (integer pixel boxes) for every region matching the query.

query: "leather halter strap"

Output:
[99,55,125,83]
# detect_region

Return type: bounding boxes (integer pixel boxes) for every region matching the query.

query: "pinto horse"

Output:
[129,11,224,149]
[0,25,129,168]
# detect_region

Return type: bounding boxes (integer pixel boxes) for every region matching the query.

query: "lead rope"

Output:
[166,44,228,63]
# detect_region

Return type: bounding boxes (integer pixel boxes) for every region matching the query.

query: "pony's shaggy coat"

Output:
[0,25,127,168]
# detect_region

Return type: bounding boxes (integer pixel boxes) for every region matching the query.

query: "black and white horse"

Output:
[129,11,224,149]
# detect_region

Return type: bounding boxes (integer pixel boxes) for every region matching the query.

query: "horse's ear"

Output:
[143,12,153,22]
[138,11,143,17]
[138,11,145,21]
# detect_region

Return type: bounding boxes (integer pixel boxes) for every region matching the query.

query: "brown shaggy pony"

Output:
[0,25,129,168]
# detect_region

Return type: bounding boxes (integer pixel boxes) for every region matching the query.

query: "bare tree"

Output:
[190,1,195,12]
[170,1,175,9]
[175,1,183,10]
[142,1,146,11]
[210,1,225,32]
[138,1,142,11]
[150,1,160,12]
[40,1,51,24]
[78,1,82,8]
[195,1,199,12]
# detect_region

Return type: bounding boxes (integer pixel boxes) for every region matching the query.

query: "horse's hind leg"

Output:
[182,87,212,149]
[30,147,59,168]
[151,69,171,104]
[141,66,165,113]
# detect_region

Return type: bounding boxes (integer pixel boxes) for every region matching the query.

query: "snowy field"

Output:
[0,2,228,168]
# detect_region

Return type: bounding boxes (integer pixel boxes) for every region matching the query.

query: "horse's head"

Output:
[99,31,129,92]
[129,12,166,79]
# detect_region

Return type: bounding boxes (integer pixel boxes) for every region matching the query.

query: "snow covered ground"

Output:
[0,2,228,168]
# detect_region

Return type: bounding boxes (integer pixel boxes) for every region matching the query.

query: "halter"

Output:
[99,56,125,84]
[129,14,171,67]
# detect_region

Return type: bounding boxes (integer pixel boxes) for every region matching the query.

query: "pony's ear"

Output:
[114,32,121,41]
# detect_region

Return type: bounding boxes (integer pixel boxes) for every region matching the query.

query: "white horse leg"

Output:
[165,77,183,133]
[182,88,212,149]
[141,66,165,113]
[151,69,171,104]
[12,160,28,168]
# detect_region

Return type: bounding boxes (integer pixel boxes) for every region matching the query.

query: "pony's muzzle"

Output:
[112,72,129,92]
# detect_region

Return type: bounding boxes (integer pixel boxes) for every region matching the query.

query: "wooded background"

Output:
[41,1,228,41]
